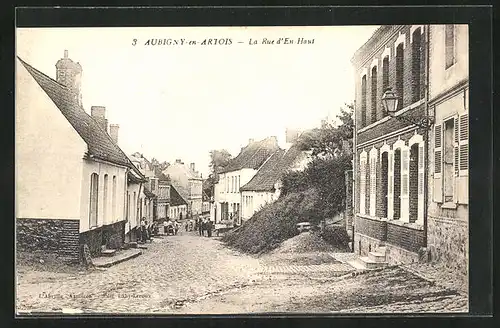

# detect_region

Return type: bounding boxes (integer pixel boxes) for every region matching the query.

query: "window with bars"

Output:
[361,75,367,127]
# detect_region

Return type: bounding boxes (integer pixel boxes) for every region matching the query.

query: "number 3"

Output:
[132,39,137,46]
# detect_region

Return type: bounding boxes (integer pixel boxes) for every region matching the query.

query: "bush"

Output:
[320,224,350,252]
[222,190,319,254]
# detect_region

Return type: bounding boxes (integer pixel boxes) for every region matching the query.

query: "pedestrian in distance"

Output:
[174,220,179,235]
[198,218,203,236]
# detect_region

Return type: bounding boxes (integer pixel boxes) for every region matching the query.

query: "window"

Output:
[112,176,116,221]
[133,191,137,224]
[359,152,367,215]
[382,56,390,92]
[369,149,377,217]
[395,43,404,110]
[393,149,402,219]
[443,118,455,202]
[89,173,99,227]
[380,152,389,218]
[126,192,130,220]
[371,66,378,124]
[434,113,468,204]
[361,75,367,127]
[103,174,108,224]
[412,28,422,102]
[445,25,456,69]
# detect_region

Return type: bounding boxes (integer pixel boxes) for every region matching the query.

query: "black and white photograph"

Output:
[14,10,478,315]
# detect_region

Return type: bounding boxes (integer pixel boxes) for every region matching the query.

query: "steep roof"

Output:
[18,57,145,179]
[143,186,156,198]
[170,185,188,207]
[240,144,307,192]
[220,136,279,173]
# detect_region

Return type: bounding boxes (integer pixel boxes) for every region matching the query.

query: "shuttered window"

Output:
[402,149,409,196]
[369,149,377,217]
[459,114,469,172]
[359,153,367,215]
[434,125,442,174]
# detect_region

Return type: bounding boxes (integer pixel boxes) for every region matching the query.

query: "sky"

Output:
[16,26,379,178]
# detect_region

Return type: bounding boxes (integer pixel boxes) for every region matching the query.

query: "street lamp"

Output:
[381,87,399,115]
[381,88,434,129]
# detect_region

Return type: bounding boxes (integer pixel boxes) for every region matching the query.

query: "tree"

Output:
[209,149,233,178]
[280,102,354,222]
[296,103,354,158]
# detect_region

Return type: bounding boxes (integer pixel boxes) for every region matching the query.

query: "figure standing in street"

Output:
[207,220,213,237]
[174,220,179,235]
[198,218,203,236]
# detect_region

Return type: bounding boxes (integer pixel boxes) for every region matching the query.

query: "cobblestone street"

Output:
[16,232,263,314]
[16,232,468,314]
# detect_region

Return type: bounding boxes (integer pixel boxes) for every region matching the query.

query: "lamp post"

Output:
[381,88,434,129]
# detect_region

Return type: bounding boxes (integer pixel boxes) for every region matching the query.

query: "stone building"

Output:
[16,52,146,262]
[351,25,429,265]
[162,160,203,218]
[427,25,469,276]
[214,136,280,225]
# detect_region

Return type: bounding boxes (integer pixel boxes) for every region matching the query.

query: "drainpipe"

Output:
[352,100,357,252]
[423,25,431,248]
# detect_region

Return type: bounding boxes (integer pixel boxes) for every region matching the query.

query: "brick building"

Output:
[351,25,429,265]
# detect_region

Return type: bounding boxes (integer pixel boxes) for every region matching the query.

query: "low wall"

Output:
[16,218,80,263]
[355,215,387,241]
[427,215,468,277]
[386,221,425,253]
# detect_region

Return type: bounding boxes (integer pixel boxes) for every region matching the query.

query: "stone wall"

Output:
[427,215,468,277]
[79,227,103,257]
[354,233,386,257]
[16,218,80,263]
[385,242,420,265]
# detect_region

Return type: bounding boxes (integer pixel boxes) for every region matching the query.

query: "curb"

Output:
[94,250,142,268]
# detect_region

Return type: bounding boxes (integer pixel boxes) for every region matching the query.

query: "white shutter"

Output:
[400,147,410,222]
[369,148,377,217]
[453,116,459,202]
[417,142,425,224]
[387,150,394,220]
[458,113,469,204]
[359,153,367,215]
[433,124,443,202]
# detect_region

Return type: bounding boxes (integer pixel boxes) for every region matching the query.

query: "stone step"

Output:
[359,256,388,269]
[100,249,117,257]
[368,251,386,263]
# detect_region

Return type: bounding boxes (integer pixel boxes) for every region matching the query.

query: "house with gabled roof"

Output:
[162,159,203,219]
[213,136,280,225]
[15,51,147,263]
[169,184,188,220]
[240,143,311,221]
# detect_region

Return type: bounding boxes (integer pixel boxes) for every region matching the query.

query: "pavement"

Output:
[15,230,468,315]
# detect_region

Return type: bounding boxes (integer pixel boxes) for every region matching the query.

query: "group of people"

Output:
[163,219,180,235]
[197,217,214,237]
[139,218,158,243]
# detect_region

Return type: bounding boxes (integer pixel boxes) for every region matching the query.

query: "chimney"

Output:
[109,124,119,144]
[175,159,182,164]
[56,50,83,107]
[91,106,108,132]
[248,138,254,144]
[190,163,195,172]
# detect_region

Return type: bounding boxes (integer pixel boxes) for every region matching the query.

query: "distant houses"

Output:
[213,131,310,225]
[16,52,148,262]
[162,159,203,219]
